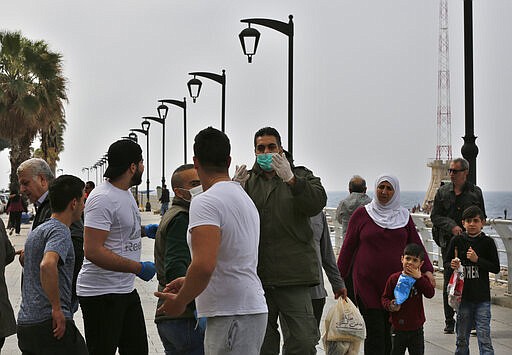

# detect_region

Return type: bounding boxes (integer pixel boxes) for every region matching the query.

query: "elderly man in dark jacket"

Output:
[431,157,486,334]
[235,127,327,355]
[17,158,84,312]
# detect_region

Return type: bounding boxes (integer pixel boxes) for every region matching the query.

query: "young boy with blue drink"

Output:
[382,243,435,355]
[445,205,500,355]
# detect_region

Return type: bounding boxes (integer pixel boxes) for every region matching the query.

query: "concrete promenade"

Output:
[2,211,512,354]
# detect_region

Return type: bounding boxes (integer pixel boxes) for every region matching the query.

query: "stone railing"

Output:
[324,208,511,296]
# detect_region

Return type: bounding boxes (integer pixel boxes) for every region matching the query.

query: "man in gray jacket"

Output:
[335,175,372,237]
[309,211,346,325]
[335,175,371,302]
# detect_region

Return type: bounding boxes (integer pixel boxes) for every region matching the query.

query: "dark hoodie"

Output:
[444,231,500,302]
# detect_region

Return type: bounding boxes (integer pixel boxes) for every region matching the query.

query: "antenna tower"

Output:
[423,0,452,210]
[436,0,452,160]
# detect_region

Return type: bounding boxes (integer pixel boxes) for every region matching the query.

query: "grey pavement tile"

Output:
[2,213,512,354]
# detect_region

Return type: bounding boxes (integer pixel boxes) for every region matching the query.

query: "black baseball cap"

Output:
[104,139,143,179]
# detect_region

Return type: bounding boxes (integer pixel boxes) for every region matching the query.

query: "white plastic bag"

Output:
[447,261,464,311]
[322,297,366,354]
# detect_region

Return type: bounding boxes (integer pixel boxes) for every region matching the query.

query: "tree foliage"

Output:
[0,31,67,190]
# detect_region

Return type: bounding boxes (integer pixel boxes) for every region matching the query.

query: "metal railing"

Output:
[324,207,511,296]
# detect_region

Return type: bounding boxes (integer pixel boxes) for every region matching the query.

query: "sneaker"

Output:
[444,325,455,334]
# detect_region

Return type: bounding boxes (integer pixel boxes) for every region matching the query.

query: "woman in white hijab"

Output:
[337,174,435,355]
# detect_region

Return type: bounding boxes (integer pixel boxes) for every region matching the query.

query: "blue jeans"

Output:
[156,318,204,355]
[455,301,494,355]
[161,202,169,215]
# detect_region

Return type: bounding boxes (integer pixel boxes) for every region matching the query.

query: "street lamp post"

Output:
[82,167,90,181]
[101,157,108,179]
[96,161,102,180]
[144,115,166,188]
[125,133,139,204]
[158,98,187,163]
[239,15,294,155]
[128,132,138,142]
[462,0,478,184]
[131,119,151,211]
[92,165,98,186]
[97,159,105,179]
[187,70,226,132]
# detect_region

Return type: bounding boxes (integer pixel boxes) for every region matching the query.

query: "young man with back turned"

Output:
[156,127,268,355]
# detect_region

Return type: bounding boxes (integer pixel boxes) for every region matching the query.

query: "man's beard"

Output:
[130,168,143,186]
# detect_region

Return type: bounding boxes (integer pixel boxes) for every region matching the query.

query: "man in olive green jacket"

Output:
[236,127,327,355]
[154,164,204,353]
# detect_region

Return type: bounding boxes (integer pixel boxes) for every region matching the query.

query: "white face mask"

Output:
[189,185,203,200]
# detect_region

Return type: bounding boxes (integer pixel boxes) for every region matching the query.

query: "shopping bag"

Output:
[394,274,416,305]
[447,264,464,311]
[322,298,365,354]
[323,297,366,342]
[323,338,361,355]
[447,247,464,311]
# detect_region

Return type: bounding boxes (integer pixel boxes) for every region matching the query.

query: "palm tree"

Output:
[0,31,68,190]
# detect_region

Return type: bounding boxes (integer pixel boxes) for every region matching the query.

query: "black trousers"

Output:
[311,297,326,327]
[17,319,88,355]
[10,211,22,233]
[391,327,424,355]
[441,247,456,327]
[358,299,392,355]
[79,289,148,355]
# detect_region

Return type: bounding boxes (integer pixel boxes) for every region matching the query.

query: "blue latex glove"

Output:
[394,274,416,305]
[144,224,158,239]
[194,309,207,332]
[137,261,156,281]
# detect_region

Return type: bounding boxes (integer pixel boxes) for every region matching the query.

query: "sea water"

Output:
[327,191,511,266]
[327,191,512,219]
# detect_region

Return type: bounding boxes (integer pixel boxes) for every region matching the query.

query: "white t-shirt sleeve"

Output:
[84,193,114,231]
[188,194,222,230]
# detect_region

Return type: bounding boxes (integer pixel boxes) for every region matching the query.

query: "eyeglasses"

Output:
[448,168,466,174]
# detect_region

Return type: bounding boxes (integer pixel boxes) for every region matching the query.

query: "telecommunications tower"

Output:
[423,0,452,210]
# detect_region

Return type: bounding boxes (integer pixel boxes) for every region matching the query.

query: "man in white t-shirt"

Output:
[77,139,156,355]
[155,127,268,354]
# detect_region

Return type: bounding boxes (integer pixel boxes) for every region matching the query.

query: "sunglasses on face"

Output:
[448,169,466,174]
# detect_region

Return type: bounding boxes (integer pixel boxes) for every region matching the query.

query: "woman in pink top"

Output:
[337,174,435,355]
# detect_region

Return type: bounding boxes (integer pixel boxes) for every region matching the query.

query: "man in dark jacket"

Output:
[0,219,16,350]
[154,164,204,354]
[430,157,486,334]
[17,158,84,312]
[235,127,327,354]
[159,184,170,216]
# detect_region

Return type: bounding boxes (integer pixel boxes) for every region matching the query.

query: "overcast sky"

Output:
[1,0,511,192]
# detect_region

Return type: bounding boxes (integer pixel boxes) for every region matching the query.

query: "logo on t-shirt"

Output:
[125,207,142,252]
